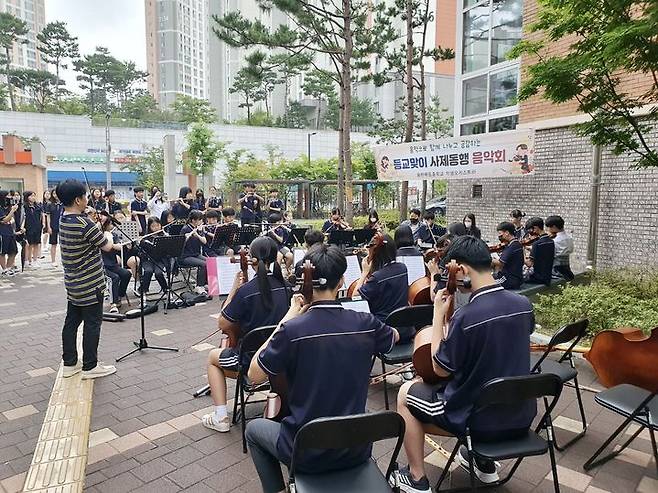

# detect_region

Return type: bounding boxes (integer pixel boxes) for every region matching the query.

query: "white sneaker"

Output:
[62,361,83,378]
[81,364,117,380]
[194,286,207,295]
[201,413,230,433]
[109,304,119,314]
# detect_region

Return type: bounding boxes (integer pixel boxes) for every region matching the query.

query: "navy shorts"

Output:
[0,234,18,255]
[218,348,240,372]
[406,381,458,435]
[26,231,41,245]
[49,230,59,245]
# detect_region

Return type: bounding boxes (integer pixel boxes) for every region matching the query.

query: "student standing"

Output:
[22,191,43,268]
[56,179,116,379]
[46,189,64,267]
[524,217,555,286]
[147,186,169,219]
[510,209,525,240]
[193,189,206,211]
[206,186,223,213]
[130,187,149,235]
[238,183,264,225]
[400,208,422,242]
[267,189,284,214]
[417,211,447,247]
[463,213,481,239]
[41,190,51,249]
[0,191,19,276]
[105,190,123,216]
[172,186,194,220]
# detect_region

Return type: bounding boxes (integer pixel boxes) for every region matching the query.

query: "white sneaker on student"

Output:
[194,286,207,295]
[81,364,117,380]
[62,361,83,378]
[109,304,119,313]
[201,413,230,433]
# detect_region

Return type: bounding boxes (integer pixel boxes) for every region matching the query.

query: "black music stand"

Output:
[328,230,355,247]
[236,226,259,248]
[289,227,308,247]
[210,224,239,253]
[150,235,186,314]
[167,222,185,236]
[353,228,376,246]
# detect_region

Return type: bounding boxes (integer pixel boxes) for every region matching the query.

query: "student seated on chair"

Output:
[246,243,400,493]
[523,217,555,286]
[392,236,536,492]
[179,210,210,295]
[293,229,325,276]
[545,215,574,281]
[491,221,524,290]
[201,236,291,434]
[138,217,169,295]
[395,225,422,257]
[267,212,294,272]
[100,215,132,314]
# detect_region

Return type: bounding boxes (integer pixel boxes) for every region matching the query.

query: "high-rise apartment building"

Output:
[145,0,210,108]
[0,0,47,72]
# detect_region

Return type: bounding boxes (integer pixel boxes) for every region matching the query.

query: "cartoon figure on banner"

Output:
[378,155,393,179]
[510,143,533,174]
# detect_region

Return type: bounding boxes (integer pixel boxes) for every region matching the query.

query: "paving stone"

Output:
[166,462,213,489]
[0,473,25,493]
[637,476,658,493]
[2,404,38,421]
[25,367,55,378]
[109,431,150,453]
[132,457,177,483]
[131,476,181,493]
[151,329,173,336]
[88,443,118,465]
[162,445,205,468]
[140,422,177,441]
[95,471,143,493]
[89,427,119,448]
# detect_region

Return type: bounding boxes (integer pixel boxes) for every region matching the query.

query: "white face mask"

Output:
[370,217,377,223]
[464,220,472,228]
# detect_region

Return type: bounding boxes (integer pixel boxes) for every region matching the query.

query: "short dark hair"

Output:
[516,144,528,150]
[269,212,283,223]
[394,225,415,248]
[178,186,192,199]
[497,221,516,236]
[104,189,115,198]
[205,210,220,220]
[423,211,435,221]
[525,216,544,231]
[545,215,565,230]
[160,209,173,224]
[510,209,525,219]
[133,186,144,194]
[222,207,235,217]
[304,243,347,291]
[448,222,467,236]
[331,207,341,216]
[147,216,161,231]
[410,208,421,216]
[244,182,255,188]
[443,236,492,272]
[188,210,204,222]
[304,229,325,248]
[56,180,87,207]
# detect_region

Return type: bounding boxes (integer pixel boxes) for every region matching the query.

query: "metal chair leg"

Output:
[231,376,240,424]
[240,378,247,453]
[555,376,587,451]
[382,359,389,410]
[546,415,561,493]
[584,412,644,471]
[435,441,460,491]
[648,424,658,477]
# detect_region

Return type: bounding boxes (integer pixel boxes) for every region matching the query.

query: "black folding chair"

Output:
[435,373,563,493]
[531,319,589,450]
[378,305,434,410]
[584,384,657,475]
[288,411,405,493]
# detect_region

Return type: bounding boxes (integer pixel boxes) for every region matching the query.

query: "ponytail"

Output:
[249,236,285,310]
[256,259,273,310]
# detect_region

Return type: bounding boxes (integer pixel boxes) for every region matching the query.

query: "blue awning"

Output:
[47,171,138,186]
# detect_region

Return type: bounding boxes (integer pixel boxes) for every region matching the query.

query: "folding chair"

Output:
[288,411,405,493]
[584,384,657,475]
[378,305,434,410]
[531,319,589,450]
[435,373,563,493]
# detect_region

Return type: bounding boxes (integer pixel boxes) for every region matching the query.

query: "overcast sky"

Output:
[45,0,147,93]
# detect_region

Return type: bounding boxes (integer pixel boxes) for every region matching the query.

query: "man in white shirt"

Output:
[546,215,574,280]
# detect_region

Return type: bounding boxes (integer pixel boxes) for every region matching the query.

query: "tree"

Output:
[325,96,375,131]
[121,91,158,120]
[509,0,658,168]
[36,21,79,100]
[243,50,278,117]
[229,66,264,124]
[0,83,8,110]
[74,47,115,116]
[56,94,87,115]
[0,12,28,111]
[426,96,453,139]
[268,51,311,121]
[104,59,148,108]
[275,100,308,129]
[185,122,226,184]
[302,69,335,129]
[171,94,217,124]
[9,69,58,112]
[121,146,165,190]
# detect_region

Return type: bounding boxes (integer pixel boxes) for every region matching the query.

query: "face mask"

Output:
[370,217,377,223]
[498,235,505,243]
[410,218,418,224]
[464,220,472,228]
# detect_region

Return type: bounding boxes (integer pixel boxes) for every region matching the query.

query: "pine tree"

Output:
[36,21,79,100]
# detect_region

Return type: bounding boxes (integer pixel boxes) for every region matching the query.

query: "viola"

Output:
[409,239,451,306]
[488,242,505,253]
[585,327,658,393]
[412,260,459,384]
[295,260,316,304]
[347,232,386,298]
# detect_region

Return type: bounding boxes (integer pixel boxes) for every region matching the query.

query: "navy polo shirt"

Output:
[257,301,396,472]
[171,203,190,220]
[240,193,261,222]
[24,204,42,233]
[358,262,409,322]
[495,239,523,289]
[92,199,106,211]
[528,235,555,285]
[48,203,64,231]
[513,226,524,240]
[107,201,123,215]
[268,198,284,212]
[272,225,289,246]
[208,196,223,209]
[433,284,536,435]
[130,199,148,233]
[417,223,447,245]
[180,224,203,257]
[397,246,423,257]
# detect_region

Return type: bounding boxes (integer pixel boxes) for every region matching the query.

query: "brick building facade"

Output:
[447,0,658,271]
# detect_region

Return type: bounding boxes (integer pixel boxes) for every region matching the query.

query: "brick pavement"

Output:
[0,264,656,492]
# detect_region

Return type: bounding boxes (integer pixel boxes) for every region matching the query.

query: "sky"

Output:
[45,0,147,93]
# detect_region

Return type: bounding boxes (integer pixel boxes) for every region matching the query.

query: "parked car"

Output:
[425,196,447,216]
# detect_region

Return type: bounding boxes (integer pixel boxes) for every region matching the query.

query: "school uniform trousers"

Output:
[105,263,131,304]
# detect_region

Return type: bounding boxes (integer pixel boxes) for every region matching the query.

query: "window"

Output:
[489,115,518,132]
[491,0,523,65]
[462,75,487,116]
[462,5,490,73]
[472,184,483,198]
[489,69,518,110]
[461,121,486,135]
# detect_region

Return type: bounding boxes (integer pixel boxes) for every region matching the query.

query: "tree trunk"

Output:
[337,89,345,214]
[89,79,95,116]
[343,0,354,224]
[419,0,432,214]
[55,61,60,101]
[265,93,270,117]
[5,48,16,111]
[246,95,251,123]
[400,0,415,222]
[316,98,321,129]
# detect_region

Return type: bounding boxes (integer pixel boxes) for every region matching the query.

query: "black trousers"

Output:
[142,259,167,292]
[179,255,207,286]
[105,263,131,303]
[554,264,575,281]
[62,292,103,371]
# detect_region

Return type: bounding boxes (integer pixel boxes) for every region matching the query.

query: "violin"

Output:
[488,242,505,253]
[412,260,459,384]
[347,232,386,298]
[520,232,540,247]
[409,238,452,306]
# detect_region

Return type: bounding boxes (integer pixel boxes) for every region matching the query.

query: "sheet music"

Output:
[398,256,426,285]
[293,248,305,266]
[342,255,362,289]
[117,220,140,243]
[341,299,371,313]
[207,256,255,296]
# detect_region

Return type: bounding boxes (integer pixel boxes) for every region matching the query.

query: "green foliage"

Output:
[427,96,453,139]
[9,69,58,112]
[236,110,275,127]
[275,100,308,129]
[36,21,79,99]
[170,94,217,124]
[352,210,401,230]
[121,146,164,191]
[534,269,658,337]
[185,123,226,176]
[0,12,29,111]
[325,96,376,131]
[230,66,265,123]
[0,83,9,110]
[302,69,335,129]
[508,0,658,168]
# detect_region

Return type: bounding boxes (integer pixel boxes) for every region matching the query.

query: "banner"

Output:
[373,129,535,181]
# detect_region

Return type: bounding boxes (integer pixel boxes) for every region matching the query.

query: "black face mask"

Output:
[410,218,418,224]
[498,235,505,243]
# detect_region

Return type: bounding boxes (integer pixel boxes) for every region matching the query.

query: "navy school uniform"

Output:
[358,261,409,322]
[240,193,261,224]
[0,206,18,255]
[406,284,536,438]
[321,220,345,234]
[48,202,64,245]
[107,201,123,215]
[130,198,148,233]
[257,300,396,472]
[207,196,223,209]
[271,225,290,251]
[417,222,447,245]
[396,246,423,257]
[268,198,284,212]
[102,231,131,304]
[180,224,204,258]
[23,204,43,244]
[527,234,555,285]
[171,202,190,220]
[493,238,523,290]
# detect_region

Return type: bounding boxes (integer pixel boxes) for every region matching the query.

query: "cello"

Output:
[221,248,256,348]
[411,260,459,384]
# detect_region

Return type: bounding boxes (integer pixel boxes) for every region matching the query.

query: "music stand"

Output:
[353,228,376,246]
[236,225,259,248]
[289,227,308,247]
[328,230,355,248]
[151,235,186,314]
[210,224,239,253]
[166,222,185,236]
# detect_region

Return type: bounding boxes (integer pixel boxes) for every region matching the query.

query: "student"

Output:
[392,236,536,492]
[267,212,293,271]
[202,210,222,256]
[100,215,132,313]
[364,208,382,231]
[147,186,169,220]
[524,217,555,286]
[139,217,169,295]
[545,215,574,281]
[238,183,264,225]
[206,186,223,213]
[395,225,422,257]
[130,187,149,235]
[172,186,194,220]
[56,179,116,379]
[160,209,175,229]
[46,189,64,267]
[400,208,422,241]
[267,189,284,214]
[193,188,206,211]
[417,211,447,247]
[41,190,51,248]
[353,233,409,322]
[510,209,525,240]
[201,236,291,433]
[293,229,325,276]
[215,207,239,256]
[0,190,19,276]
[179,210,209,295]
[105,190,123,216]
[321,207,351,233]
[245,243,400,493]
[22,191,43,268]
[491,221,524,290]
[448,222,467,237]
[463,213,481,239]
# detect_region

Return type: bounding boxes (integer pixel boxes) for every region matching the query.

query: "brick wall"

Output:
[446,126,658,271]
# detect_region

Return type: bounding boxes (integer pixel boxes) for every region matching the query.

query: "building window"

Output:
[489,115,518,132]
[461,121,486,135]
[462,5,490,73]
[489,68,517,110]
[463,75,487,117]
[472,184,483,198]
[491,0,523,65]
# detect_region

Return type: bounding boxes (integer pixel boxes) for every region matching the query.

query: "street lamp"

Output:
[105,111,112,189]
[307,132,317,165]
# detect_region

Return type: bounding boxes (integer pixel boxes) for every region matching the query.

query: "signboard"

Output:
[374,129,535,181]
